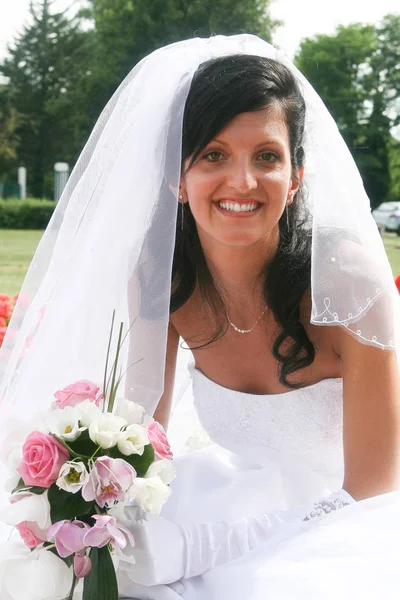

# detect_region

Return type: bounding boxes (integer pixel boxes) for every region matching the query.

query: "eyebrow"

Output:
[213,138,283,148]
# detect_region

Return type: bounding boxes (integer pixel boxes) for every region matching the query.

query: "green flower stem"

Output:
[65,572,78,600]
[104,314,138,409]
[89,445,102,461]
[103,310,116,407]
[107,321,124,413]
[55,436,81,459]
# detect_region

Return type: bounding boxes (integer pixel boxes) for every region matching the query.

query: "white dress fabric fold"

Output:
[157,365,400,599]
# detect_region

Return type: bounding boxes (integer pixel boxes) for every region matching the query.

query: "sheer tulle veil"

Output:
[0,35,399,493]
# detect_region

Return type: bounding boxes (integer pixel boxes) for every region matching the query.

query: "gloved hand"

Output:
[118,489,354,586]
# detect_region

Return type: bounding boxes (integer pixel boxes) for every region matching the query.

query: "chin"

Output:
[216,231,265,247]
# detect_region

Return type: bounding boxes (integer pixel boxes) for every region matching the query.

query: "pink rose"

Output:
[18,432,69,488]
[54,380,103,409]
[147,421,173,460]
[15,521,43,548]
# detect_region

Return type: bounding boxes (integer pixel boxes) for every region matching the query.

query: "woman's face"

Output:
[180,105,303,248]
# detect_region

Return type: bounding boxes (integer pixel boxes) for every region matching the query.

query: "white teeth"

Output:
[218,202,259,212]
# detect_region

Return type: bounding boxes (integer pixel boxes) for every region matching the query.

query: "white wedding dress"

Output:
[159,364,400,599]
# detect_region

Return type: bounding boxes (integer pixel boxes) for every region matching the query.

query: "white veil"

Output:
[0,34,398,453]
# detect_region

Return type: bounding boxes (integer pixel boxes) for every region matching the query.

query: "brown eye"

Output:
[204,151,223,162]
[258,152,279,162]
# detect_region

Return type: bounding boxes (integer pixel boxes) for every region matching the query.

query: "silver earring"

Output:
[286,199,291,231]
[179,195,184,231]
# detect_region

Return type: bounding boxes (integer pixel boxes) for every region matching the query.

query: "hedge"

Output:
[0,199,56,229]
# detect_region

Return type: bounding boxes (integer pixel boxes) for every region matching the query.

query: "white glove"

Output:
[119,489,355,585]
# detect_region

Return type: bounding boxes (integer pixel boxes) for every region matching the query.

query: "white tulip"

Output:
[0,542,71,600]
[114,398,145,425]
[76,398,103,428]
[145,459,176,485]
[46,406,86,442]
[56,461,89,494]
[128,475,171,515]
[117,424,149,456]
[88,413,127,449]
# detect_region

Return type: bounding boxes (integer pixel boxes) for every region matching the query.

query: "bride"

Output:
[1,35,399,599]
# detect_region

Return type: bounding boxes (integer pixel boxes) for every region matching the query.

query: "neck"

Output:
[198,228,279,310]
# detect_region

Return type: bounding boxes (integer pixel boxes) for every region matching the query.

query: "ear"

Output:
[288,165,304,202]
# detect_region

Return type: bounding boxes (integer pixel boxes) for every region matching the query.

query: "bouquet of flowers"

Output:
[0,313,175,600]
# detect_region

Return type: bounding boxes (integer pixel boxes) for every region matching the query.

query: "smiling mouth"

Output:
[217,201,261,213]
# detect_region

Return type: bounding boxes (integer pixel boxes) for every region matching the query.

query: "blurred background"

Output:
[0,0,399,317]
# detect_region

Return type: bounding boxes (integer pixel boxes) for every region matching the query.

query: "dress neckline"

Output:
[189,363,342,399]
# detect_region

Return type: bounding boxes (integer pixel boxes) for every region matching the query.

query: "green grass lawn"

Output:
[383,234,400,277]
[0,229,399,298]
[0,230,43,297]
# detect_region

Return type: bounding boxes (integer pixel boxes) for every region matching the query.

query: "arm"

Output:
[119,488,354,585]
[122,328,400,585]
[153,322,179,431]
[332,326,400,500]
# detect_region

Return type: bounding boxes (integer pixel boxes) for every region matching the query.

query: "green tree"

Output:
[0,85,20,179]
[0,0,93,197]
[295,17,400,208]
[388,137,400,201]
[83,0,280,118]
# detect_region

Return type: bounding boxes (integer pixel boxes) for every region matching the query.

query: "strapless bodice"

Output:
[189,365,344,483]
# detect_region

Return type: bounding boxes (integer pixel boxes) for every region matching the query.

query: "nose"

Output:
[226,159,258,194]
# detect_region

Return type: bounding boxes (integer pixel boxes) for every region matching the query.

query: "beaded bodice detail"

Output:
[190,365,344,479]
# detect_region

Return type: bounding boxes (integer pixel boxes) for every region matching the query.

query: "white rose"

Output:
[114,398,145,425]
[117,424,149,456]
[0,543,71,600]
[46,406,86,442]
[56,460,89,494]
[128,475,171,515]
[89,413,127,449]
[145,459,176,485]
[77,398,103,428]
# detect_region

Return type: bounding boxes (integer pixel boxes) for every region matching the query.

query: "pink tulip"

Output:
[82,456,136,508]
[147,421,173,460]
[18,431,70,488]
[83,515,135,551]
[47,520,90,558]
[54,380,103,409]
[74,553,92,578]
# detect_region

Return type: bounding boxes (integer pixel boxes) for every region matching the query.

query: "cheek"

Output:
[185,174,220,213]
[261,172,292,202]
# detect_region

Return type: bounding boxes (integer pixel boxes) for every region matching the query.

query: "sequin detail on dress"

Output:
[189,365,344,479]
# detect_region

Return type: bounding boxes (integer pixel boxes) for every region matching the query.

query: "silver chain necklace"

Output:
[227,305,268,334]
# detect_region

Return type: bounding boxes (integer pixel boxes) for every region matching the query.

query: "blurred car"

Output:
[372,202,400,235]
